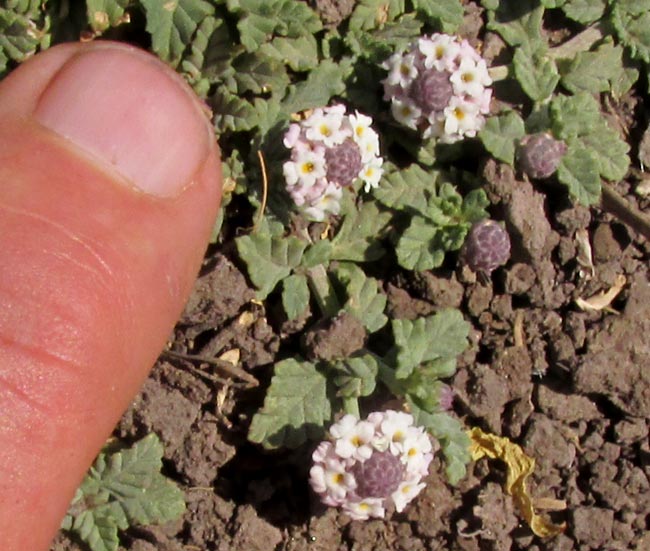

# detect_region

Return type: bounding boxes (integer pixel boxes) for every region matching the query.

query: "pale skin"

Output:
[0,42,222,550]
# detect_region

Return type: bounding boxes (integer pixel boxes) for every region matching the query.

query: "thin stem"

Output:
[601,184,650,241]
[162,349,259,387]
[343,397,360,418]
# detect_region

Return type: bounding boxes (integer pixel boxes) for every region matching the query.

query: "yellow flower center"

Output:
[352,436,362,447]
[435,45,445,59]
[301,162,315,174]
[461,72,474,83]
[320,124,331,136]
[454,107,465,120]
[333,473,344,484]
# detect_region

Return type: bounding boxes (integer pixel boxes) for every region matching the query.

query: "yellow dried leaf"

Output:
[468,427,566,538]
[238,311,256,327]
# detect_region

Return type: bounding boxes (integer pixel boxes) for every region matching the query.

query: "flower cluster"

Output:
[309,411,434,520]
[282,105,383,221]
[382,33,492,142]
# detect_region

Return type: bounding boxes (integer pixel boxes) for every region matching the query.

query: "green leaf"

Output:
[282,274,310,320]
[301,240,333,268]
[72,511,119,551]
[330,198,391,262]
[560,41,631,95]
[86,0,129,32]
[396,215,444,271]
[513,45,560,101]
[478,112,526,165]
[230,0,322,51]
[611,1,650,63]
[65,434,186,551]
[141,0,214,67]
[248,358,331,449]
[212,87,258,133]
[485,0,544,47]
[392,310,470,378]
[236,232,307,299]
[549,92,601,140]
[374,163,435,214]
[281,59,349,115]
[408,401,471,485]
[460,189,491,223]
[332,262,388,333]
[556,143,601,205]
[0,6,49,72]
[412,0,463,33]
[232,51,289,95]
[562,0,606,24]
[331,352,379,398]
[349,0,405,31]
[259,35,319,72]
[579,121,630,181]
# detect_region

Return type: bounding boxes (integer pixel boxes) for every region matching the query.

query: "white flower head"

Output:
[283,104,384,221]
[383,33,492,141]
[310,410,433,520]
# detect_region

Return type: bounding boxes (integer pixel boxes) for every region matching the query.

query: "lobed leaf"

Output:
[479,111,526,165]
[549,92,601,140]
[349,0,405,31]
[212,87,259,133]
[556,143,601,205]
[141,0,214,67]
[331,352,379,398]
[66,434,185,551]
[611,1,650,63]
[485,0,544,47]
[259,35,319,72]
[392,309,470,378]
[412,0,464,33]
[248,358,331,449]
[396,215,445,271]
[330,198,391,262]
[332,262,388,333]
[560,40,632,95]
[232,51,290,95]
[236,232,307,299]
[513,45,560,101]
[579,121,630,182]
[561,0,606,24]
[374,163,434,214]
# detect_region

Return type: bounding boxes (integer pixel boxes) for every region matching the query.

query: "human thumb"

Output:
[0,42,221,550]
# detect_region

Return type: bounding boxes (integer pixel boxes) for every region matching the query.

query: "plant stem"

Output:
[488,23,606,82]
[601,184,650,241]
[343,397,360,418]
[307,263,341,318]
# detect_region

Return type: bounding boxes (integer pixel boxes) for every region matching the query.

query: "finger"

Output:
[0,41,221,551]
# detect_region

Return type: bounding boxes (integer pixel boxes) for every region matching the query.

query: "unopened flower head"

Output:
[282,105,384,221]
[310,411,434,520]
[382,34,492,142]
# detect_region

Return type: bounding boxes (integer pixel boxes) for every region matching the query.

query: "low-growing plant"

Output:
[61,434,185,551]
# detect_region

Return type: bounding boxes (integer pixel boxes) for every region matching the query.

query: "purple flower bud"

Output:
[325,139,363,187]
[518,132,567,179]
[410,69,454,112]
[352,450,405,498]
[461,220,511,274]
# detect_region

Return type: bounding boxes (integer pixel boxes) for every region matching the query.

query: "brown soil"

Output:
[52,2,650,551]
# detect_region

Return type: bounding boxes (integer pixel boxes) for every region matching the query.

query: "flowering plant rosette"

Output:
[382,33,492,142]
[282,104,384,221]
[309,411,435,520]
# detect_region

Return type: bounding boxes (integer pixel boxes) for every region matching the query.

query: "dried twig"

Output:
[162,349,258,387]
